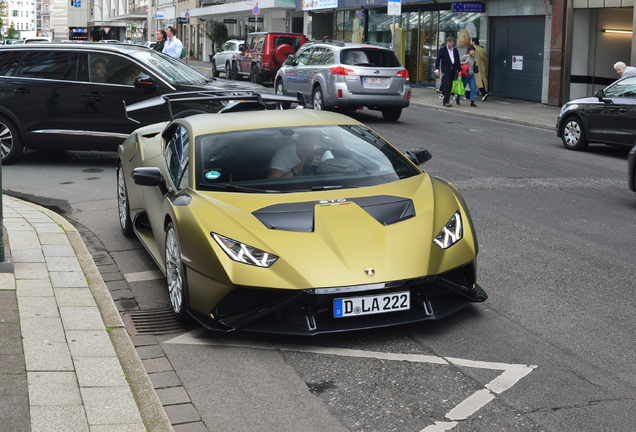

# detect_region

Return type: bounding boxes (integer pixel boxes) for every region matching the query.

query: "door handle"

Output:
[13,87,30,95]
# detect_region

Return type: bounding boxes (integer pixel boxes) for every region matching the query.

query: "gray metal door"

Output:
[489,16,545,102]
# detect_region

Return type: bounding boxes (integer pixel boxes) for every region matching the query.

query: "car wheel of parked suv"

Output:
[382,107,402,122]
[312,87,325,110]
[212,60,220,78]
[0,117,23,165]
[231,62,241,80]
[250,64,264,85]
[225,62,231,77]
[561,117,588,151]
[275,80,292,109]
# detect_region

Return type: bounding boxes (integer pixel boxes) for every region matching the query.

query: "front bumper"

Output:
[188,262,486,335]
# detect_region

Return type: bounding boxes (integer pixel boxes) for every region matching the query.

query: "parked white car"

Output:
[211,39,244,77]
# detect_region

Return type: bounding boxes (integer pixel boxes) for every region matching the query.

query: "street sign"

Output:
[184,11,190,18]
[252,5,260,15]
[154,14,164,18]
[387,0,401,16]
[178,17,190,24]
[223,19,237,24]
[248,17,263,22]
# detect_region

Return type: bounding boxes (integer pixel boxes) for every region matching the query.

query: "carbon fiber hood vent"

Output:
[252,195,415,232]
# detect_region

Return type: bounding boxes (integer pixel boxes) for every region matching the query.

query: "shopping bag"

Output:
[451,77,465,96]
[460,62,469,78]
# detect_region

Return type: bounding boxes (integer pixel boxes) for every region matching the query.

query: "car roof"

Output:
[185,109,360,135]
[303,41,392,50]
[0,43,151,55]
[246,32,306,37]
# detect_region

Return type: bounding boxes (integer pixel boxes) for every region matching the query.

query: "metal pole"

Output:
[0,158,5,262]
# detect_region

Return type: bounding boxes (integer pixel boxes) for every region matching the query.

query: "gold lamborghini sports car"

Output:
[117,94,487,335]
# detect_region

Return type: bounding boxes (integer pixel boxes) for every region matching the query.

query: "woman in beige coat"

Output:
[472,38,489,100]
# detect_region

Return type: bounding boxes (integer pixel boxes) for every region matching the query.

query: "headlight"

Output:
[433,211,463,249]
[212,233,278,267]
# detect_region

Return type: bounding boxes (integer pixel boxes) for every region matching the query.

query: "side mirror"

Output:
[238,44,245,51]
[285,55,296,65]
[132,167,163,186]
[133,75,157,89]
[594,88,613,104]
[405,149,432,165]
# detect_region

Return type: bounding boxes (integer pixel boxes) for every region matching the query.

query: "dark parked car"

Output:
[557,76,636,151]
[230,32,307,84]
[0,43,269,164]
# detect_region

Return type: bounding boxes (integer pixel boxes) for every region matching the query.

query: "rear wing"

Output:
[124,90,304,124]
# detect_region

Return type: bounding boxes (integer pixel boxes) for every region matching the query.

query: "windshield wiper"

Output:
[199,184,279,193]
[311,185,352,191]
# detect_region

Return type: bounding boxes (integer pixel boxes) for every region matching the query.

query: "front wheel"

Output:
[561,117,589,150]
[165,223,189,322]
[211,60,220,77]
[382,107,402,122]
[275,80,291,109]
[116,162,134,237]
[312,87,325,111]
[0,117,23,165]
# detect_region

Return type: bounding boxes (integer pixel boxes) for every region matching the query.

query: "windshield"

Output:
[130,49,211,85]
[604,76,636,98]
[195,124,421,192]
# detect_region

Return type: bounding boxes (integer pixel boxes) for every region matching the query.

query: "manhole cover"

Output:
[121,308,189,335]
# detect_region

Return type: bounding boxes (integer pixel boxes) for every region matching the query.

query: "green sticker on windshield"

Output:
[205,171,221,180]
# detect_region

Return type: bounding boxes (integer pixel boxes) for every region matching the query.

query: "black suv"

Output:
[0,44,267,164]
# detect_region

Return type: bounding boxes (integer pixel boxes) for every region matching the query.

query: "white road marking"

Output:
[164,328,537,431]
[124,270,164,283]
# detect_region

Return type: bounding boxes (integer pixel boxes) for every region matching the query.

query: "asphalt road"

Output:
[2,103,635,432]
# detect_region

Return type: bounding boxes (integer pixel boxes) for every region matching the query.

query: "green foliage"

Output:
[6,23,17,39]
[206,21,229,51]
[0,1,5,30]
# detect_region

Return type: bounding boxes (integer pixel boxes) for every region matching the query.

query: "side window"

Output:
[308,47,326,65]
[256,36,265,52]
[247,37,256,50]
[221,41,231,51]
[164,124,190,190]
[16,50,78,80]
[0,51,27,76]
[605,77,636,98]
[323,49,334,65]
[97,55,142,86]
[295,48,312,66]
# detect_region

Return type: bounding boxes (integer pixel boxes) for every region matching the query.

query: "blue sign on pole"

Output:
[73,0,81,7]
[452,2,485,12]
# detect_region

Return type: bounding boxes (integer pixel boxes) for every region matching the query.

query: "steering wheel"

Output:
[302,147,326,175]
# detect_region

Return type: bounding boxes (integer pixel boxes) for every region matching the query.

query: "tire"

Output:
[561,116,589,150]
[225,62,231,77]
[231,62,241,81]
[165,223,189,322]
[382,107,402,122]
[250,64,264,85]
[211,60,220,77]
[116,162,134,238]
[0,117,23,165]
[275,80,292,109]
[312,87,325,111]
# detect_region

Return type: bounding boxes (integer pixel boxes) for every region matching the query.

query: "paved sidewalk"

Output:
[185,59,561,131]
[0,195,173,432]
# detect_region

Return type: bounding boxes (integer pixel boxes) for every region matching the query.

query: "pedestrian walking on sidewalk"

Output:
[154,30,167,53]
[163,26,183,59]
[455,45,478,107]
[472,38,489,100]
[435,36,461,107]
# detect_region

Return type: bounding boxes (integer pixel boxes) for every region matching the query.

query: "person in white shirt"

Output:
[614,61,636,79]
[267,132,324,178]
[163,26,183,59]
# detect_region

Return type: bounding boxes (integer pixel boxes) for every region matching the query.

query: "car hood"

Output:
[182,174,478,289]
[563,96,600,106]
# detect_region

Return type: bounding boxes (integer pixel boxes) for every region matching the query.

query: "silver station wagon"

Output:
[274,41,410,121]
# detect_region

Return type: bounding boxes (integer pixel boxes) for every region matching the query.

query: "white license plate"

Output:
[334,291,410,318]
[363,77,388,85]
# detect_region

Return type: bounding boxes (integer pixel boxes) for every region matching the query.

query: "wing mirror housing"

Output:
[405,149,432,165]
[285,55,296,65]
[238,44,245,51]
[131,167,170,195]
[595,89,613,104]
[134,75,157,89]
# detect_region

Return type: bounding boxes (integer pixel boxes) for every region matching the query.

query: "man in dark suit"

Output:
[435,36,461,107]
